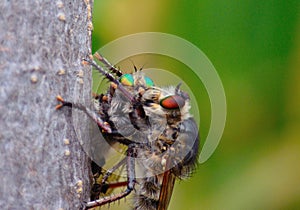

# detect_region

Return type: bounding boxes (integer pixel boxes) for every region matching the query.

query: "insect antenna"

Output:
[139,62,147,71]
[128,58,149,73]
[127,58,138,72]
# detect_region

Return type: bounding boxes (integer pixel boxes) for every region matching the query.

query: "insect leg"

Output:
[85,145,136,209]
[93,52,123,77]
[82,55,119,85]
[101,157,127,185]
[55,95,112,133]
[91,157,127,198]
[82,56,135,103]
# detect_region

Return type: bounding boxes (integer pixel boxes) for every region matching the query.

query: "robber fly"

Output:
[56,53,199,210]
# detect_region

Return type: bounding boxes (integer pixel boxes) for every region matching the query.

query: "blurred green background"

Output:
[91,1,300,209]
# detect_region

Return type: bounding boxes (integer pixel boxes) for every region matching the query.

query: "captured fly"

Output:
[56,53,200,210]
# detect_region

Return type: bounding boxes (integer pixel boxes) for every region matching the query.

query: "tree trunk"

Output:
[0,0,93,209]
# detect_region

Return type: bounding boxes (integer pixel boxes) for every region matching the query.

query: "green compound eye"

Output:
[119,74,134,86]
[144,76,154,87]
[160,95,185,109]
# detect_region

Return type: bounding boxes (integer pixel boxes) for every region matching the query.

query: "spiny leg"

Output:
[82,55,119,85]
[94,52,123,77]
[101,157,127,185]
[91,157,127,199]
[55,95,112,133]
[82,55,135,103]
[85,145,136,209]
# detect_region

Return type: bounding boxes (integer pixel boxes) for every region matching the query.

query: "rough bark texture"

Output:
[0,0,93,209]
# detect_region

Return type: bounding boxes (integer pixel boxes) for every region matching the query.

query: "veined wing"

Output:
[157,159,176,210]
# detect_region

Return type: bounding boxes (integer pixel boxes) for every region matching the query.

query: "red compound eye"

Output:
[160,95,185,109]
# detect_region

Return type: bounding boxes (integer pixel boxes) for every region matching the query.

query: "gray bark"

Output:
[0,0,93,209]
